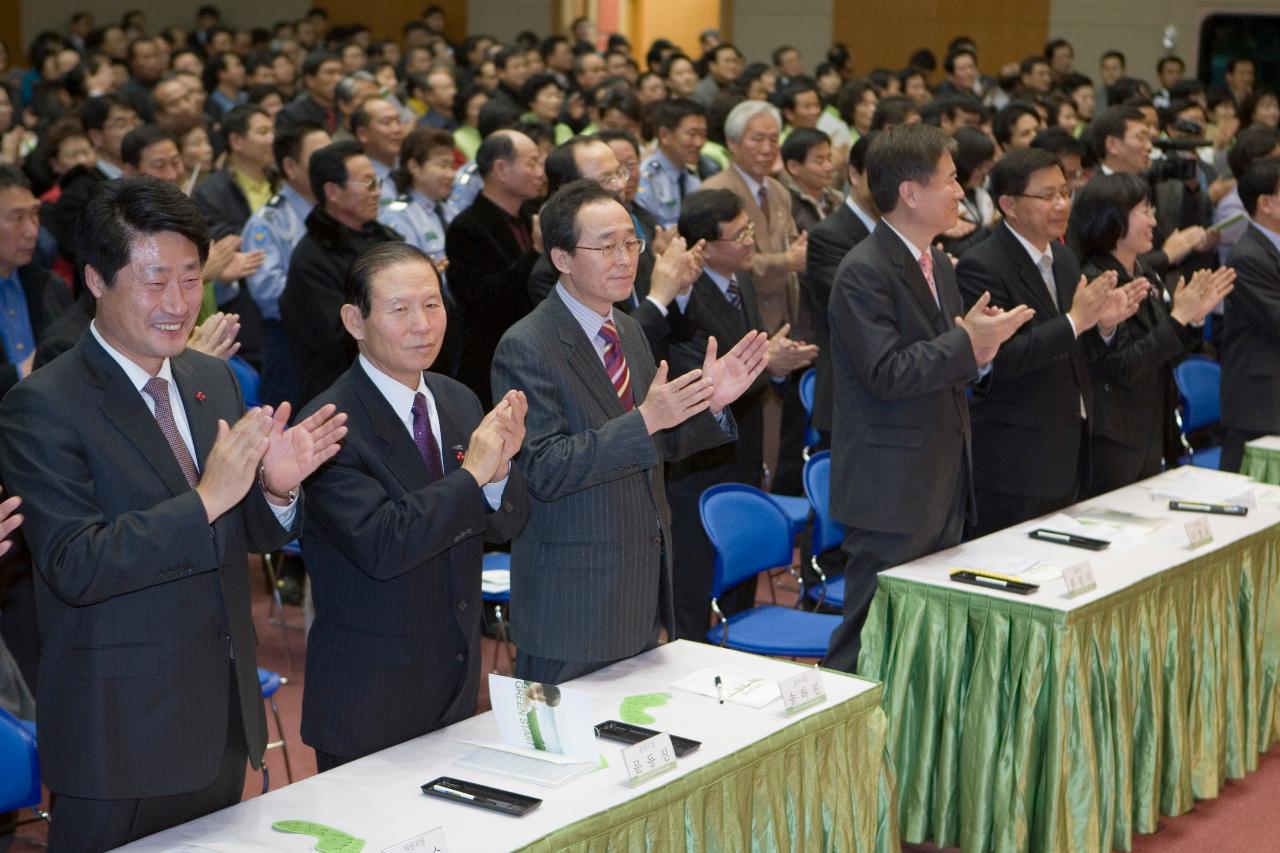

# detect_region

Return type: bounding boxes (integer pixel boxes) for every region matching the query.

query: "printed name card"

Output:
[778,668,827,715]
[1062,561,1097,598]
[621,732,677,784]
[383,826,449,853]
[1185,517,1213,548]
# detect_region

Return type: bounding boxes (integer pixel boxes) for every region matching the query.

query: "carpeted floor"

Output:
[9,558,1280,851]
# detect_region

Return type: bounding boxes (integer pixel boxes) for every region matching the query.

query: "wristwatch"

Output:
[257,465,299,504]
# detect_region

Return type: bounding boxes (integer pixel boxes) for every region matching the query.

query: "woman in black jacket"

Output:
[1073,173,1235,494]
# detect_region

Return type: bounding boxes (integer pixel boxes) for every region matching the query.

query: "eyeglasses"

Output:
[714,222,755,243]
[348,176,383,191]
[595,166,631,188]
[1016,188,1072,204]
[574,238,646,258]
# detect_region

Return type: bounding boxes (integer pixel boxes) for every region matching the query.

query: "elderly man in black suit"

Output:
[0,177,347,852]
[298,243,529,772]
[956,147,1146,536]
[1222,157,1280,471]
[823,124,1035,673]
[491,180,769,683]
[446,129,545,408]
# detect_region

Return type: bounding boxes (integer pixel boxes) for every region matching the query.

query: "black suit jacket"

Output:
[1223,224,1280,432]
[0,265,71,399]
[298,364,528,759]
[956,224,1091,499]
[192,169,256,239]
[0,332,295,798]
[829,224,978,534]
[445,193,540,408]
[806,201,872,433]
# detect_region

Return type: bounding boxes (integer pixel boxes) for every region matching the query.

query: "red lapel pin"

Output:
[195,391,206,402]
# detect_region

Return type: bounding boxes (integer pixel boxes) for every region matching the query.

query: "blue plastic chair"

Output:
[700,484,841,657]
[798,367,819,452]
[1173,356,1222,469]
[258,668,293,789]
[801,451,847,610]
[228,355,262,408]
[482,552,514,671]
[0,707,46,832]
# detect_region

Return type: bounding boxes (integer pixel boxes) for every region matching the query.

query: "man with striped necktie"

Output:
[492,179,770,683]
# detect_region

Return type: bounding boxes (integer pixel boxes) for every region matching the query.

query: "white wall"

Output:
[465,0,553,43]
[729,0,834,69]
[1050,0,1276,86]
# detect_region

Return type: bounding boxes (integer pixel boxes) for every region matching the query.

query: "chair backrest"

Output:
[229,355,262,409]
[700,483,795,598]
[0,707,40,811]
[1173,355,1221,433]
[798,368,816,416]
[803,451,844,555]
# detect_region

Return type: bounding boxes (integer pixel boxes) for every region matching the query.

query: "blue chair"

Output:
[801,451,847,610]
[258,668,294,789]
[482,552,515,671]
[1173,356,1223,469]
[228,355,262,408]
[700,484,841,657]
[0,708,47,833]
[798,367,819,454]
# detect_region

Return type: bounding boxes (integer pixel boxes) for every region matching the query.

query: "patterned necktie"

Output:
[725,277,743,310]
[917,251,939,306]
[757,185,771,226]
[142,376,199,490]
[1037,254,1060,309]
[598,319,635,412]
[411,392,445,482]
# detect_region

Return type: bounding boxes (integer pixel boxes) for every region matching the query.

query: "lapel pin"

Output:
[453,444,465,462]
[195,391,206,402]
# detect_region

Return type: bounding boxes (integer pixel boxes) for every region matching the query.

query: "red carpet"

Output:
[11,561,1280,851]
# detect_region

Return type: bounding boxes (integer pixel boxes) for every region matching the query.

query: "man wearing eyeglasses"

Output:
[491,180,770,683]
[280,140,401,404]
[955,147,1145,535]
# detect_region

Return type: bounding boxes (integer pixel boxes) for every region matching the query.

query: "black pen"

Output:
[714,675,724,704]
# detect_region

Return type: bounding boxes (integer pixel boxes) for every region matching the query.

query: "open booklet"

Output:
[456,674,599,787]
[670,668,779,709]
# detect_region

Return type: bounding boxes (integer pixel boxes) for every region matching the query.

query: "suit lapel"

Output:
[352,366,432,494]
[877,227,945,333]
[550,292,628,416]
[692,273,748,342]
[738,271,765,331]
[999,225,1060,317]
[171,355,219,465]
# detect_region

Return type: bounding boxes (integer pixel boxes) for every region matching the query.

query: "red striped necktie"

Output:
[598,319,634,412]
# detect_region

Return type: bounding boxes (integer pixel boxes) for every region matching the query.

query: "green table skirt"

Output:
[1242,444,1280,485]
[859,526,1280,853]
[519,682,898,853]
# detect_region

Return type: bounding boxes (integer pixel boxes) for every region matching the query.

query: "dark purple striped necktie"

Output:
[598,319,634,412]
[412,391,445,482]
[143,376,199,490]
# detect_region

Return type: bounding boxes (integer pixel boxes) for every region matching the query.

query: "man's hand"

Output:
[0,488,23,559]
[530,213,544,255]
[648,236,704,304]
[651,224,676,256]
[784,231,808,272]
[954,291,1035,367]
[17,352,34,379]
[188,312,242,361]
[1066,271,1118,335]
[1194,228,1221,254]
[638,361,714,433]
[1171,266,1236,325]
[1096,278,1149,333]
[196,408,274,522]
[259,402,349,504]
[1162,226,1207,266]
[1208,176,1236,205]
[461,407,508,486]
[478,389,529,483]
[764,322,818,377]
[703,330,770,414]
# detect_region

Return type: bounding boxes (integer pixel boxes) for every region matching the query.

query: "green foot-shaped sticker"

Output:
[620,691,671,725]
[271,819,366,852]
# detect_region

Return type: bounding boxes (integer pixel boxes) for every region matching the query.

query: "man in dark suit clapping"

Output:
[823,124,1034,673]
[298,243,529,772]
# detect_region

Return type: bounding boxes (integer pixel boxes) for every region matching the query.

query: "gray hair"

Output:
[335,70,377,103]
[724,100,782,144]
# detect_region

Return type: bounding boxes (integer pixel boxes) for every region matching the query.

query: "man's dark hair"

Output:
[849,131,877,175]
[594,127,640,156]
[222,103,268,143]
[991,101,1038,148]
[475,131,521,179]
[1020,55,1050,76]
[706,43,742,66]
[544,136,600,195]
[77,176,210,287]
[1086,105,1146,161]
[652,98,705,132]
[871,95,918,131]
[1101,50,1126,67]
[772,45,799,68]
[477,99,522,138]
[944,48,977,75]
[121,125,176,167]
[1106,78,1148,105]
[781,127,830,166]
[201,52,238,93]
[1229,125,1280,181]
[935,94,986,124]
[345,241,440,317]
[494,45,522,72]
[990,146,1063,202]
[308,139,364,203]
[1227,57,1254,75]
[1072,172,1150,258]
[659,52,693,81]
[1044,38,1072,61]
[0,164,32,193]
[1157,55,1185,76]
[595,86,641,123]
[301,50,341,79]
[909,49,936,73]
[391,126,454,194]
[540,35,569,61]
[350,95,395,135]
[247,84,283,107]
[1031,126,1088,162]
[1062,72,1094,94]
[80,94,132,132]
[677,188,743,246]
[1169,79,1205,101]
[774,82,819,115]
[1239,156,1280,218]
[952,126,995,186]
[540,178,618,256]
[866,122,956,214]
[273,120,325,170]
[520,71,564,111]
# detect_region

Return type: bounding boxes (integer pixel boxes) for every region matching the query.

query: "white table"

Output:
[121,641,893,852]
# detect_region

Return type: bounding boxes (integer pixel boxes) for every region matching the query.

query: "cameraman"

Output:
[1078,105,1211,278]
[1151,100,1223,278]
